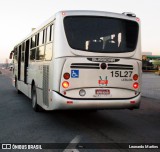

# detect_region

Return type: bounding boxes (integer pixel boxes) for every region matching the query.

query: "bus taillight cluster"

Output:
[133,74,139,89]
[62,73,70,88]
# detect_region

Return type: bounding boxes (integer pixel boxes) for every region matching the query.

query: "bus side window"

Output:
[18,45,22,61]
[46,26,50,43]
[31,36,36,48]
[50,24,54,41]
[39,31,43,46]
[21,42,25,62]
[30,49,36,61]
[36,46,45,61]
[45,43,52,60]
[36,30,45,61]
[42,29,45,44]
[46,24,54,43]
[36,33,39,46]
[14,47,18,64]
[45,24,54,61]
[30,36,36,61]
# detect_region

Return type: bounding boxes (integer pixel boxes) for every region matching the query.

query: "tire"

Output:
[31,85,40,112]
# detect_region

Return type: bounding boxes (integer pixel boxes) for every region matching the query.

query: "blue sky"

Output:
[0,0,160,62]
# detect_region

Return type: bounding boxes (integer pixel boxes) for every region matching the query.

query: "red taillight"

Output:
[63,73,70,80]
[133,74,139,81]
[62,81,69,88]
[133,82,139,89]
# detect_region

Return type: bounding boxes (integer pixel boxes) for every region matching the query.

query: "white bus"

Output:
[10,10,142,112]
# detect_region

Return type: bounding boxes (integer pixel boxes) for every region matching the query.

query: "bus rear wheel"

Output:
[31,85,40,112]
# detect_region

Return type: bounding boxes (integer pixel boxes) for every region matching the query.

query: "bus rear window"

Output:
[64,16,139,53]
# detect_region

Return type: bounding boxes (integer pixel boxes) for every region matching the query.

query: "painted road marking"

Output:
[63,135,81,152]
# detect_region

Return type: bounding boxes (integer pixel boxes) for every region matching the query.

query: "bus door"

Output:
[24,40,29,84]
[18,45,21,81]
[20,43,25,81]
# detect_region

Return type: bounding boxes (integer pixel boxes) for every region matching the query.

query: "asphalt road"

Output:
[142,72,160,100]
[0,69,160,152]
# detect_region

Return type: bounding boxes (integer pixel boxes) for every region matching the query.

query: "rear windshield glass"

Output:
[64,16,139,53]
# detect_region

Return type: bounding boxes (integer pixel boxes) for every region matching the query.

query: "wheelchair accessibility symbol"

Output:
[71,70,79,78]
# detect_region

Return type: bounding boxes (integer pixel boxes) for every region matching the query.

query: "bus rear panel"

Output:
[50,11,141,110]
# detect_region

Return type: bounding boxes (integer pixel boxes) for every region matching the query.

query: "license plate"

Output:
[95,89,110,95]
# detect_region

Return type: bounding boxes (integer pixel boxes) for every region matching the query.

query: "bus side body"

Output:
[12,10,142,111]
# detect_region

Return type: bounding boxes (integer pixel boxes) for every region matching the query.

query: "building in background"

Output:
[142,52,160,72]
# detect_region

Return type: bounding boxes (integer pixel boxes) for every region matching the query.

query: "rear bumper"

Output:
[49,91,141,110]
